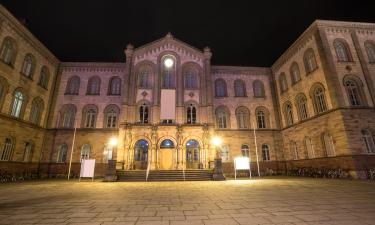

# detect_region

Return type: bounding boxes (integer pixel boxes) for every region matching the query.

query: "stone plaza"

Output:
[0,178,374,225]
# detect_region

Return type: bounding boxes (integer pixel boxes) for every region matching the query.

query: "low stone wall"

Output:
[38,162,107,178]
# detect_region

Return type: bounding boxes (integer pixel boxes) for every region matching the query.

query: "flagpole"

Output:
[68,121,77,180]
[252,120,261,178]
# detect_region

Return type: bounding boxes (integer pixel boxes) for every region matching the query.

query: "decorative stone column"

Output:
[150,125,158,170]
[125,125,133,170]
[176,125,183,169]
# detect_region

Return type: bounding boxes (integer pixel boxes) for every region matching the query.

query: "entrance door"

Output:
[159,139,175,170]
[134,139,148,169]
[186,139,200,169]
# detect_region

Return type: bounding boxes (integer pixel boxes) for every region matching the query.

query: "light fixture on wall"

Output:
[164,58,174,68]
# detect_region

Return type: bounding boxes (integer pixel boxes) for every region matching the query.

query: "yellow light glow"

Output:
[164,58,174,68]
[211,136,222,146]
[109,137,118,146]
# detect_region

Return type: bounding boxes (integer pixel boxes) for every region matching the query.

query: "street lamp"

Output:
[211,136,226,181]
[103,137,118,182]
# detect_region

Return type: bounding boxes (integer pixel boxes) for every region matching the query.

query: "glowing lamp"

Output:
[164,58,174,68]
[211,136,222,146]
[109,137,118,146]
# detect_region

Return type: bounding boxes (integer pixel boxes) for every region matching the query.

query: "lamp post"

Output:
[212,136,226,181]
[103,137,118,182]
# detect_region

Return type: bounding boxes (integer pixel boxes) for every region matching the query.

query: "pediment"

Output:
[133,33,205,66]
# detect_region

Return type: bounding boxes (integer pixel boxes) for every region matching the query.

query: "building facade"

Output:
[0,4,374,178]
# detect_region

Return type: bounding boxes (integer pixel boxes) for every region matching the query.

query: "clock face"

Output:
[164,58,174,68]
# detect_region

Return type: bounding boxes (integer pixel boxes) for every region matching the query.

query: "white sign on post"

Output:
[234,157,251,180]
[79,159,95,181]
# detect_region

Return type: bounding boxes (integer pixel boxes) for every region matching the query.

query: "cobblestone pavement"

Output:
[0,178,374,225]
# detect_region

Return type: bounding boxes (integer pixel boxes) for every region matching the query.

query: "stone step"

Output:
[116,170,213,181]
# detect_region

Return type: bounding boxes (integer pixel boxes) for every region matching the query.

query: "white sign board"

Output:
[234,157,250,170]
[234,157,251,179]
[79,159,95,181]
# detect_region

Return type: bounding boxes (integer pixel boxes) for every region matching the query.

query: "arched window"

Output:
[0,37,16,65]
[59,104,76,128]
[29,97,44,125]
[304,49,318,74]
[290,141,298,160]
[80,144,91,160]
[87,76,101,95]
[296,94,308,121]
[161,55,176,88]
[334,39,352,62]
[344,77,363,106]
[362,129,375,154]
[256,107,269,129]
[365,41,375,63]
[304,137,315,159]
[284,102,294,126]
[312,84,327,114]
[234,79,246,97]
[241,144,250,157]
[279,73,288,93]
[219,145,230,162]
[139,103,149,124]
[38,67,49,89]
[23,142,34,162]
[11,91,23,118]
[186,140,200,167]
[186,104,197,124]
[184,68,198,89]
[216,106,229,129]
[1,137,14,161]
[108,77,121,95]
[103,144,113,163]
[236,106,249,129]
[138,66,152,88]
[322,132,335,157]
[57,144,68,163]
[105,105,119,128]
[160,139,175,148]
[253,80,265,97]
[134,139,148,162]
[215,79,227,97]
[21,54,35,78]
[83,105,97,128]
[65,76,80,95]
[262,144,270,161]
[290,62,301,84]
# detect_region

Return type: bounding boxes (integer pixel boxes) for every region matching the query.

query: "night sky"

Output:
[1,0,375,66]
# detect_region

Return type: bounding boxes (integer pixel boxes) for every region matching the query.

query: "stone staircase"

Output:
[117,170,213,182]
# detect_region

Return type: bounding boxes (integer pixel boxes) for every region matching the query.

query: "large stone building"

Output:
[0,4,374,178]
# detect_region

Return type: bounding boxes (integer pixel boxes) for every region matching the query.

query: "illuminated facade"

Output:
[0,4,374,178]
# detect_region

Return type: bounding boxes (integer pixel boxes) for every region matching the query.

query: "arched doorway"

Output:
[186,139,200,169]
[134,139,148,169]
[159,139,175,170]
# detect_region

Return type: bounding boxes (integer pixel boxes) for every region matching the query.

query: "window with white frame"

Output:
[290,62,301,84]
[1,137,14,161]
[241,144,250,157]
[60,104,76,128]
[365,41,375,63]
[84,106,97,128]
[186,104,197,124]
[215,79,227,97]
[304,49,318,73]
[23,142,33,162]
[323,133,335,157]
[0,37,15,65]
[344,78,363,106]
[216,107,229,129]
[30,98,43,125]
[105,105,119,128]
[65,76,80,95]
[108,77,121,95]
[334,39,352,62]
[284,102,294,126]
[236,106,249,129]
[87,76,101,95]
[57,144,68,163]
[304,137,315,159]
[80,144,91,160]
[21,54,35,77]
[234,79,246,97]
[11,91,23,118]
[291,141,298,160]
[184,69,198,89]
[262,144,270,161]
[296,94,308,121]
[220,145,230,162]
[312,85,327,114]
[362,129,375,154]
[253,80,265,97]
